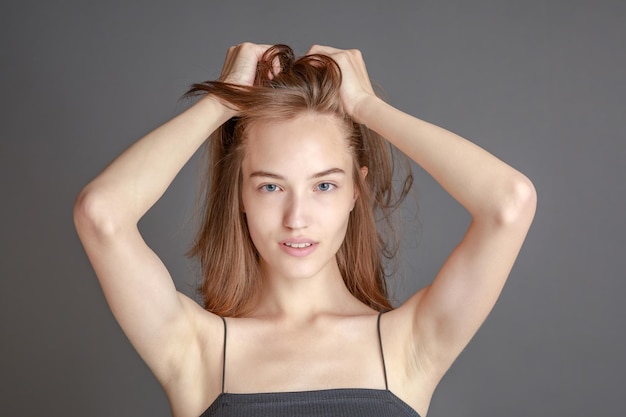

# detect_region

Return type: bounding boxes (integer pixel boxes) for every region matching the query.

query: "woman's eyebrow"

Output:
[310,168,346,179]
[249,170,284,180]
[249,168,346,180]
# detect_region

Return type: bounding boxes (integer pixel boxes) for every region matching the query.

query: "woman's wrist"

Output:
[197,94,239,124]
[352,94,385,127]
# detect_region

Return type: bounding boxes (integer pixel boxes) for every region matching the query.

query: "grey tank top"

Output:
[199,312,422,417]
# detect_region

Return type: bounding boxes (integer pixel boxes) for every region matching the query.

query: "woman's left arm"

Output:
[360,95,536,364]
[311,45,537,372]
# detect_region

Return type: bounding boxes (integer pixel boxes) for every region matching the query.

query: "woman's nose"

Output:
[283,193,309,230]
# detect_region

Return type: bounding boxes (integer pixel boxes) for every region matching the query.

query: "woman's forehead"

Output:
[242,113,353,175]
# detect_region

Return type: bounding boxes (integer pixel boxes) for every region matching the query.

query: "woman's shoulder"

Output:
[160,294,226,416]
[172,293,225,360]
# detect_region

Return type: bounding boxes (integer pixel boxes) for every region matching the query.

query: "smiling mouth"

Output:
[283,242,313,248]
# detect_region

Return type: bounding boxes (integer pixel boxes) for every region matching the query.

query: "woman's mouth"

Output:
[283,242,312,248]
[280,240,317,257]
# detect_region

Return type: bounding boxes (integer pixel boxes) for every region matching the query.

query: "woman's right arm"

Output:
[73,43,270,384]
[73,95,232,381]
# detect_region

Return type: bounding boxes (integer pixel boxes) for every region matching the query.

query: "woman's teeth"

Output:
[284,242,312,248]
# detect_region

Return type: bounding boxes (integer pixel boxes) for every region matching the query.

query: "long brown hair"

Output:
[185,45,412,317]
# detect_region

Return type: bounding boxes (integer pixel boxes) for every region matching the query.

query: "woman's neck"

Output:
[251,260,370,322]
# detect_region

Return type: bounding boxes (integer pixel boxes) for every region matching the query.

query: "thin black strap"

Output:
[220,316,227,394]
[377,311,389,390]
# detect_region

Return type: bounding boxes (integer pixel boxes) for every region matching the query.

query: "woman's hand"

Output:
[219,42,275,86]
[307,45,377,123]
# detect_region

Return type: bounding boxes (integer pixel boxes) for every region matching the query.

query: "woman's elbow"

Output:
[495,174,537,226]
[73,188,124,238]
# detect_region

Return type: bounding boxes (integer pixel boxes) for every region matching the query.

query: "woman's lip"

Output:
[279,241,318,257]
[279,238,317,245]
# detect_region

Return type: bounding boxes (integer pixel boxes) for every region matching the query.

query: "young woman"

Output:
[74,43,536,417]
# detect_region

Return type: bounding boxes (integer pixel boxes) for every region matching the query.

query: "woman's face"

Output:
[241,112,358,282]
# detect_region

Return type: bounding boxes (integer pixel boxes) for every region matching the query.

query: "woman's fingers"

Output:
[307,44,376,119]
[219,42,273,86]
[218,42,377,118]
[306,44,353,57]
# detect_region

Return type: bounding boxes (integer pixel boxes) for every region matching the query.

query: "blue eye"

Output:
[316,183,335,192]
[261,184,279,192]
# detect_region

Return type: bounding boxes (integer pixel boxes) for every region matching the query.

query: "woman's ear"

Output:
[360,166,369,180]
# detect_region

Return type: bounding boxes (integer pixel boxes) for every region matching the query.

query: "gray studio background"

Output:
[1,1,624,416]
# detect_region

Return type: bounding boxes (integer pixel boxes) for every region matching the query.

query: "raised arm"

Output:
[73,43,269,384]
[359,94,536,365]
[310,46,536,375]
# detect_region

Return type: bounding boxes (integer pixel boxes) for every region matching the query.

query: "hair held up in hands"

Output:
[184,44,413,317]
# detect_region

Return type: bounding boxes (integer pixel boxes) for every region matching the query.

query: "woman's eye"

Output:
[261,184,279,192]
[316,183,335,192]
